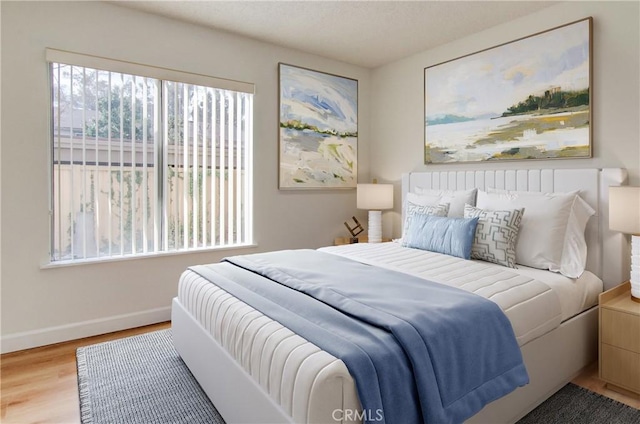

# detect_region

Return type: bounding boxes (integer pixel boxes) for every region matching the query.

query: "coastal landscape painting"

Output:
[425,18,592,164]
[279,63,357,189]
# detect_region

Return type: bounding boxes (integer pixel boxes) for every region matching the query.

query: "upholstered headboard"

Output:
[401,168,628,290]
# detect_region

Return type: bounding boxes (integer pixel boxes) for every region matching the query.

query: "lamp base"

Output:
[631,235,640,302]
[368,210,382,243]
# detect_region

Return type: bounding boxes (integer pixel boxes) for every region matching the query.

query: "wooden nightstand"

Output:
[599,281,640,396]
[333,236,391,246]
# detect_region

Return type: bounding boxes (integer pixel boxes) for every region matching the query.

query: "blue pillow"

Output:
[402,214,479,260]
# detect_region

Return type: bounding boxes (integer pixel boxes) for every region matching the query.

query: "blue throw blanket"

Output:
[190,250,528,424]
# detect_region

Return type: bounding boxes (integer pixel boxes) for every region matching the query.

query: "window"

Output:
[48,49,254,262]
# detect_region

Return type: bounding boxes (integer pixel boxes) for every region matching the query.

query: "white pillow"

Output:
[479,188,594,277]
[559,195,595,278]
[412,188,478,218]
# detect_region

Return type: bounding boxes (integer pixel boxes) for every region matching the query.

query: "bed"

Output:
[172,168,629,424]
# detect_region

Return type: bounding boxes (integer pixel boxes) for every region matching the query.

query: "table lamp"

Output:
[357,182,393,243]
[609,186,640,302]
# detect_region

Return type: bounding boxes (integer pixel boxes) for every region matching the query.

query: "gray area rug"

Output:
[76,329,223,424]
[517,383,640,424]
[77,329,640,423]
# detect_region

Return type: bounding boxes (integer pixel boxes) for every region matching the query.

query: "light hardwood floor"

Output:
[1,322,171,424]
[1,322,638,423]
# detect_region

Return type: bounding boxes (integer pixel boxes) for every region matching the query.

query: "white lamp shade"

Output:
[357,184,393,210]
[609,186,640,235]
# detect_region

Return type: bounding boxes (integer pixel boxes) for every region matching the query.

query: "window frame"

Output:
[46,49,255,265]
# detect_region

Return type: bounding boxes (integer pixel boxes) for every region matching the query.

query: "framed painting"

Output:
[424,17,592,164]
[279,63,358,189]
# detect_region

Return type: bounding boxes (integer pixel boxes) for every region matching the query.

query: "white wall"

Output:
[0,1,371,351]
[371,2,640,237]
[3,1,639,352]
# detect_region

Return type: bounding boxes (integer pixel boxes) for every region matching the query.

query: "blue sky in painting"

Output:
[426,19,590,121]
[280,64,357,134]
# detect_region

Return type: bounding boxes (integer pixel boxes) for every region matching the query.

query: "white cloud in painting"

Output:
[426,19,590,120]
[280,65,357,134]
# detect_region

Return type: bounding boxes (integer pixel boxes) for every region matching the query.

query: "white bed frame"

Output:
[172,168,628,424]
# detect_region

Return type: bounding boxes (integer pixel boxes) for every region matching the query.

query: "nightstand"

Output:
[599,281,640,396]
[333,236,391,246]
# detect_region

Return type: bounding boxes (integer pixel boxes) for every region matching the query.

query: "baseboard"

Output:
[1,306,171,354]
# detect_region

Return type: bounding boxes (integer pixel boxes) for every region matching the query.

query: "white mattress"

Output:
[177,243,602,423]
[178,269,361,424]
[320,242,603,324]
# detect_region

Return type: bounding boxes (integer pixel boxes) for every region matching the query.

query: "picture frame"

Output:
[278,63,358,189]
[424,17,592,164]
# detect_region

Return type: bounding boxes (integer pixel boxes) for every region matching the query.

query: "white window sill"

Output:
[41,243,258,269]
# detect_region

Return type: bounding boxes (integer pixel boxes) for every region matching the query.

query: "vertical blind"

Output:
[48,49,253,262]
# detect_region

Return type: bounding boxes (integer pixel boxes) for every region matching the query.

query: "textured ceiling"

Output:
[115,1,557,68]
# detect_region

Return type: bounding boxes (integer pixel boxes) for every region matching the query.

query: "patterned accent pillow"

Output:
[463,204,524,268]
[413,188,478,217]
[406,201,450,217]
[402,201,450,239]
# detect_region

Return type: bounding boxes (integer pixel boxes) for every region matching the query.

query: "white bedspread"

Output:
[177,243,602,423]
[319,242,602,342]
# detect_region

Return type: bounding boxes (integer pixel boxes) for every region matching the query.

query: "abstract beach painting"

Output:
[279,64,358,189]
[425,18,591,164]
